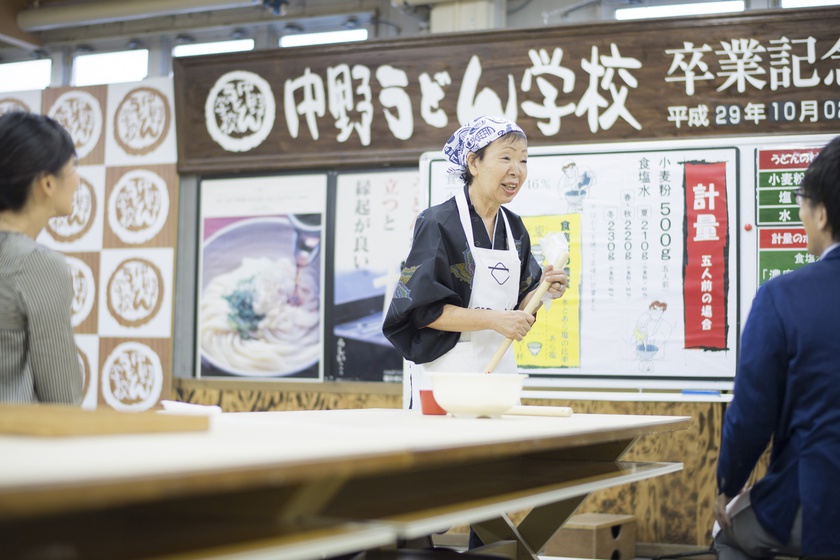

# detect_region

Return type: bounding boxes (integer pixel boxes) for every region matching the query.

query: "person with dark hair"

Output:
[0,111,84,405]
[383,115,568,409]
[714,136,840,559]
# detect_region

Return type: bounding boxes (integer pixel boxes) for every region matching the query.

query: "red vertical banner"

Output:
[683,162,729,350]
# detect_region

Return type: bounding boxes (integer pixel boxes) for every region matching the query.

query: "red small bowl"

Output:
[419,389,447,415]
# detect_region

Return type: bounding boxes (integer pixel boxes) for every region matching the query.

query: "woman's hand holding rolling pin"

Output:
[541,264,568,300]
[493,310,536,341]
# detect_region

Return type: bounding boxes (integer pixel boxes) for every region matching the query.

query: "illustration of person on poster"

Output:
[560,160,595,213]
[632,300,673,371]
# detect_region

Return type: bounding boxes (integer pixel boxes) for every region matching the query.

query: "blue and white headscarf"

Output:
[442,115,526,177]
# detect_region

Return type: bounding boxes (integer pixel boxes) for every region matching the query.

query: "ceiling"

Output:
[0,0,400,58]
[3,0,800,62]
[0,0,40,49]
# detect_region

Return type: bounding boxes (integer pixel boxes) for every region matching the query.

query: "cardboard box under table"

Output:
[543,513,636,560]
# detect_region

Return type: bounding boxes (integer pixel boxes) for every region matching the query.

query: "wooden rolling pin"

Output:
[505,405,573,417]
[483,251,569,373]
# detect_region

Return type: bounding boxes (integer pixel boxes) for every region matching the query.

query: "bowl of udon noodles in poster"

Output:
[199,216,320,377]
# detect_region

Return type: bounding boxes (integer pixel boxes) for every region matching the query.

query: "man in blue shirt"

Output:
[714,136,840,559]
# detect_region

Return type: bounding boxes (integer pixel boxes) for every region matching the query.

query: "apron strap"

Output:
[454,188,517,254]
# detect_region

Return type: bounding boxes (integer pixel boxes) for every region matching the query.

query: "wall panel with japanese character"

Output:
[1,77,178,411]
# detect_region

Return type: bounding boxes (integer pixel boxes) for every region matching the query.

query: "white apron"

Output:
[411,189,522,408]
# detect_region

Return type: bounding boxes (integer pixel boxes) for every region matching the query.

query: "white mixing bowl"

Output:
[428,372,526,418]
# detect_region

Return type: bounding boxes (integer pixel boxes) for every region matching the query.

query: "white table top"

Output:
[0,409,687,487]
[0,409,690,560]
[0,408,689,522]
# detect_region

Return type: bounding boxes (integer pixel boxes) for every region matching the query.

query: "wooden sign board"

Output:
[174,7,840,174]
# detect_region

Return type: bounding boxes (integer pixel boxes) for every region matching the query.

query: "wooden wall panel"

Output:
[175,379,401,412]
[522,398,768,546]
[536,399,720,545]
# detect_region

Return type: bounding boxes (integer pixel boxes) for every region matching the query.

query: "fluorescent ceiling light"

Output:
[73,50,149,86]
[615,1,744,20]
[173,39,254,57]
[781,0,840,6]
[279,28,368,48]
[18,0,260,32]
[0,59,51,93]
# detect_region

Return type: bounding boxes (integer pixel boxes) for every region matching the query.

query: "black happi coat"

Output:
[383,186,542,364]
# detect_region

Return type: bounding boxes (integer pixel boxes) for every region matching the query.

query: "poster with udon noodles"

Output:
[198,175,327,380]
[331,169,422,383]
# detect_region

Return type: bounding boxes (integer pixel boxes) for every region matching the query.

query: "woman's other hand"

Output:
[541,264,568,300]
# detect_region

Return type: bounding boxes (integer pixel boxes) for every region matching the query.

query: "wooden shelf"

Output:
[321,460,682,539]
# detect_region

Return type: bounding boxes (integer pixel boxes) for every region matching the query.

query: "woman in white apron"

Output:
[383,115,568,410]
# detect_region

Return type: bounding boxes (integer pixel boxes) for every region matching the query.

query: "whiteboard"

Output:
[421,133,835,390]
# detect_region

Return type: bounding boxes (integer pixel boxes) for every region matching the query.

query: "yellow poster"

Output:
[515,214,581,369]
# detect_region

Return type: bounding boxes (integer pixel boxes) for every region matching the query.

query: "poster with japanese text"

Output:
[330,170,422,382]
[755,146,822,286]
[197,175,328,380]
[515,214,582,369]
[423,138,739,383]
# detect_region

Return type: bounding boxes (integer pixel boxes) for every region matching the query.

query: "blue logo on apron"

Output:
[489,262,510,285]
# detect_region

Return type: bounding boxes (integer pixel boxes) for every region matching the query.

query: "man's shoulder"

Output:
[785,252,840,280]
[759,255,839,304]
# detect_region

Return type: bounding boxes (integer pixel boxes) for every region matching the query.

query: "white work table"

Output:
[0,408,690,560]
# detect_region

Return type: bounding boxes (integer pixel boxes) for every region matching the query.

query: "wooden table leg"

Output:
[472,437,638,560]
[472,514,537,560]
